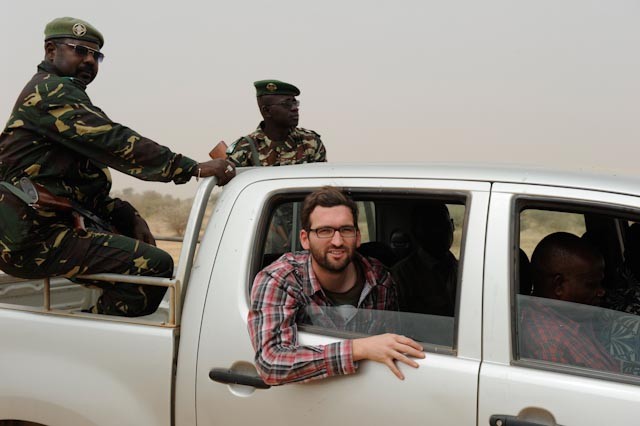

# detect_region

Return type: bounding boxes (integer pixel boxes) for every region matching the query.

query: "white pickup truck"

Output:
[1,163,640,426]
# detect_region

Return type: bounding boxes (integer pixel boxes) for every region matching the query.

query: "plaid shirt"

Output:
[248,251,397,385]
[518,297,620,373]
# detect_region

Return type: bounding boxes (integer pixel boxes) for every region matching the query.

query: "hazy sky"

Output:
[3,0,639,198]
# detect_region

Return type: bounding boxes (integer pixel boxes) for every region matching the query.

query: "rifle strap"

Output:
[243,136,262,167]
[0,181,33,205]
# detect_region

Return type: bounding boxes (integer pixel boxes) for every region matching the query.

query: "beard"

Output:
[309,244,355,273]
[75,65,96,84]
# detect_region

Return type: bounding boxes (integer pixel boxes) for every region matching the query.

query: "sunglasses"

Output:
[267,99,300,109]
[56,42,105,63]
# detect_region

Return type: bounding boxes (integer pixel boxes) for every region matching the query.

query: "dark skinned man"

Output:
[0,17,236,317]
[226,80,326,251]
[519,232,619,372]
[226,80,326,167]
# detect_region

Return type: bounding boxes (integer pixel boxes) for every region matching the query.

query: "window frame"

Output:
[248,187,470,356]
[510,195,640,385]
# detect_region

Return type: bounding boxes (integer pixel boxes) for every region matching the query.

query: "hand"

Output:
[352,333,425,380]
[196,159,236,186]
[131,214,156,246]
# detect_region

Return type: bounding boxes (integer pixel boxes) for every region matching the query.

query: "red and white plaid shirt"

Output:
[248,251,397,385]
[518,297,620,373]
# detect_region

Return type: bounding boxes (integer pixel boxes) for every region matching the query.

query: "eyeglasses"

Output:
[308,226,357,239]
[267,99,300,109]
[57,42,105,63]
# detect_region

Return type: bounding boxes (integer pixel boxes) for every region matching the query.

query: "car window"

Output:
[520,209,586,258]
[517,295,640,375]
[257,193,466,352]
[515,203,640,380]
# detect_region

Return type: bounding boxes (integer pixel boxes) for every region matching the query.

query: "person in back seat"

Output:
[392,202,458,316]
[389,229,412,261]
[519,232,619,372]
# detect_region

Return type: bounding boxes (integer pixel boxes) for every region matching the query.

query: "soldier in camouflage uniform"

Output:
[226,80,326,167]
[0,17,236,317]
[227,80,326,251]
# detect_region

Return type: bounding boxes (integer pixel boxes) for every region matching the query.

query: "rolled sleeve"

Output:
[323,340,357,377]
[248,262,358,385]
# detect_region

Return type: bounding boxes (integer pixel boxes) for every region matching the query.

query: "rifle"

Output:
[18,177,113,234]
[209,141,228,160]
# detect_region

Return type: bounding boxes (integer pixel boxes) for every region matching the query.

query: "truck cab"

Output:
[1,163,640,426]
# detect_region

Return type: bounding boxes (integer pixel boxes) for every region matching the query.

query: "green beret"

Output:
[44,17,104,48]
[254,80,300,97]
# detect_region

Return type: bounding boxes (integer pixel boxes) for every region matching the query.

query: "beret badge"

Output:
[266,83,278,92]
[72,23,87,37]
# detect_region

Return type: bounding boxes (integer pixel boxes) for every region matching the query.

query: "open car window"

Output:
[515,201,640,381]
[256,191,466,352]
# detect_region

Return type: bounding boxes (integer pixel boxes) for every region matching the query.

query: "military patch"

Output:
[266,83,278,92]
[72,23,87,37]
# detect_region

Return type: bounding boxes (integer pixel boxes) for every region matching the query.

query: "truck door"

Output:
[194,177,490,425]
[479,183,640,426]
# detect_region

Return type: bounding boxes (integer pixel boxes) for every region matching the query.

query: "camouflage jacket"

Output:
[0,61,197,224]
[226,122,326,167]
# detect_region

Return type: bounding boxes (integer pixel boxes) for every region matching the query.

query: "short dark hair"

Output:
[530,231,603,297]
[301,186,358,230]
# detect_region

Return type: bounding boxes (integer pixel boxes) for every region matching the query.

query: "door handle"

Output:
[209,368,271,389]
[490,414,562,426]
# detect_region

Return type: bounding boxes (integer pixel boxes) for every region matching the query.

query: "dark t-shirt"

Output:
[324,265,365,307]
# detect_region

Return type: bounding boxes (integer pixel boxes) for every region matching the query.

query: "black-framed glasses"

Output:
[57,42,105,63]
[268,99,300,109]
[308,226,357,239]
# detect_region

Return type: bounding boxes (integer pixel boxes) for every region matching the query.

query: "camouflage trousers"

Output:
[0,187,171,317]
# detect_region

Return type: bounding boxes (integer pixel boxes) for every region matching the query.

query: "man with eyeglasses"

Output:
[0,17,235,317]
[248,186,425,385]
[227,80,326,251]
[226,79,326,167]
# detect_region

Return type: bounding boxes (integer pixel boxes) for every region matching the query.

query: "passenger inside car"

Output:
[392,202,457,317]
[518,232,620,372]
[389,229,413,262]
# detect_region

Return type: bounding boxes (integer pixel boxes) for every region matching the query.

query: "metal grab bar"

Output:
[74,273,179,326]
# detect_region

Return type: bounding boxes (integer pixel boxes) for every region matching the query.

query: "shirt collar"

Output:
[256,121,295,143]
[301,251,389,298]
